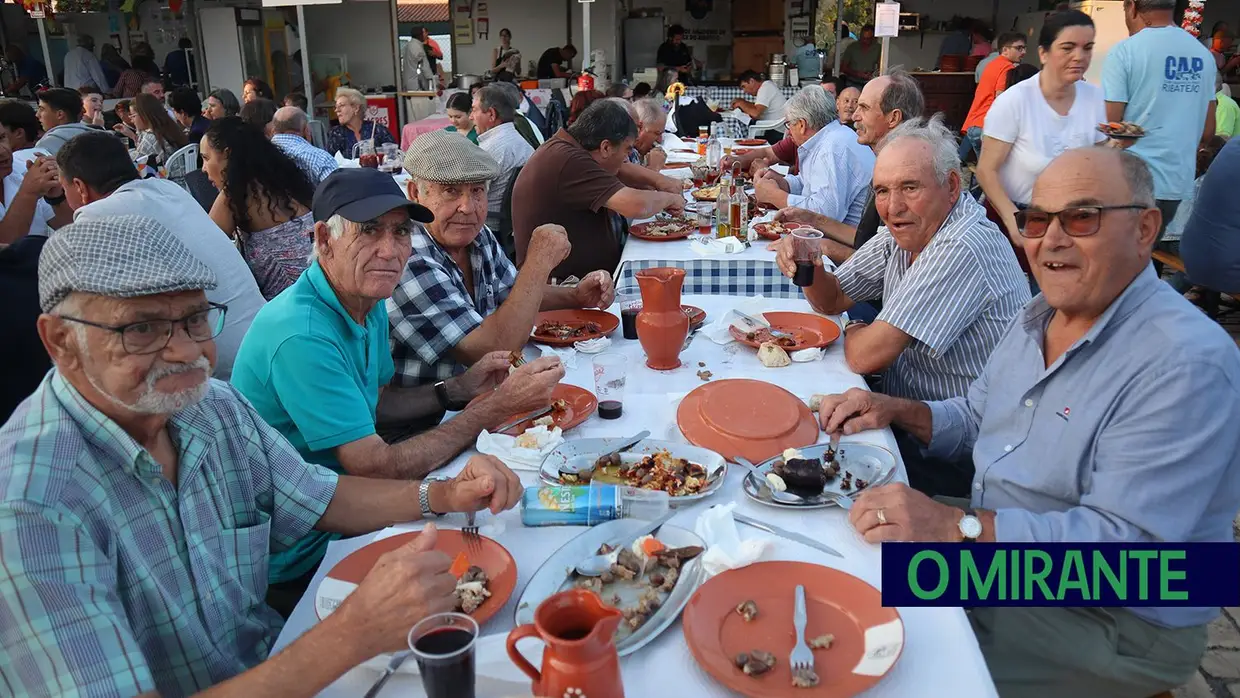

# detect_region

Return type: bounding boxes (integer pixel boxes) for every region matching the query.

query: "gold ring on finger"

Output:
[876,508,888,526]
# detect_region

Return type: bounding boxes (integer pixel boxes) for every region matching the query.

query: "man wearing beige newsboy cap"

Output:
[0,214,526,696]
[388,129,615,386]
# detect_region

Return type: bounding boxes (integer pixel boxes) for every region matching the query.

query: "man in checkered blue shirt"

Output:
[388,130,616,386]
[0,215,524,696]
[270,106,338,187]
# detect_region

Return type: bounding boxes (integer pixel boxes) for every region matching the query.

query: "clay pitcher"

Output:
[635,267,689,370]
[507,589,625,698]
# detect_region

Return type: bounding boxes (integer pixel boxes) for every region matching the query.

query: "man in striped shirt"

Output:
[777,115,1029,497]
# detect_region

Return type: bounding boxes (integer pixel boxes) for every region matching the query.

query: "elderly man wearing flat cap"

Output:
[388,129,615,386]
[0,215,526,697]
[231,167,559,611]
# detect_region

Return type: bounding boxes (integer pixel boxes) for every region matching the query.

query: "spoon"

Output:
[575,509,677,577]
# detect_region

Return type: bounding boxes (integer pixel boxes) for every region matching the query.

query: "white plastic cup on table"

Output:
[408,612,479,698]
[619,292,642,340]
[593,352,629,420]
[791,228,824,288]
[695,204,714,237]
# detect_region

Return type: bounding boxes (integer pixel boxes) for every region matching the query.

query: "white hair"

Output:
[632,97,666,127]
[876,114,961,186]
[309,213,349,262]
[785,85,838,131]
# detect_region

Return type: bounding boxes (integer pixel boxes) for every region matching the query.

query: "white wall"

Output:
[570,0,620,80]
[452,0,574,76]
[303,0,396,88]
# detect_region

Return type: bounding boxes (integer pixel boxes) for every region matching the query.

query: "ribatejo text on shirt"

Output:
[880,543,1240,607]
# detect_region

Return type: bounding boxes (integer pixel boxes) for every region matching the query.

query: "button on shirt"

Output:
[834,194,1030,401]
[926,266,1240,628]
[784,120,875,226]
[272,132,339,187]
[231,260,394,583]
[477,121,534,217]
[388,224,517,386]
[0,373,338,697]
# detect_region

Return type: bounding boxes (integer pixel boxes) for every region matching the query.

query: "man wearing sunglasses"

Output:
[0,215,525,697]
[814,147,1240,696]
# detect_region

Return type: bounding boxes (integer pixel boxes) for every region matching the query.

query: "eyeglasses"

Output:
[59,303,228,355]
[1014,205,1149,238]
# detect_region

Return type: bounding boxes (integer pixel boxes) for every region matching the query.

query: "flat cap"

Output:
[403,129,502,184]
[39,215,217,312]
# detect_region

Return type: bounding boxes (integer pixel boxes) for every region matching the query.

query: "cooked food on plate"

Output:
[571,537,703,635]
[744,328,799,349]
[640,220,694,237]
[734,650,777,676]
[792,666,820,688]
[735,599,758,622]
[766,446,870,497]
[809,633,834,649]
[693,185,721,200]
[1097,121,1145,138]
[534,321,603,339]
[562,449,713,496]
[450,557,492,614]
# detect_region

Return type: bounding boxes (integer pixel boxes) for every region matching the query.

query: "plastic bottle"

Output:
[706,123,723,169]
[520,483,671,527]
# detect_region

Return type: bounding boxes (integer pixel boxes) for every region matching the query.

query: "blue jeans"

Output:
[958,126,983,162]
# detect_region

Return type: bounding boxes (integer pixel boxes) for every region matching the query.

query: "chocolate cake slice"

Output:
[773,457,828,496]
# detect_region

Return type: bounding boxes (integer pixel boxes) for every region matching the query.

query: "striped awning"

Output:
[396,0,448,23]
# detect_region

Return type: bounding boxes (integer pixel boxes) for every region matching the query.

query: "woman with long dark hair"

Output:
[130,93,187,167]
[243,77,275,103]
[202,117,315,299]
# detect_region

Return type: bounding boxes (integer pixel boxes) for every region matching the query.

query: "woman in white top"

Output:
[976,9,1109,245]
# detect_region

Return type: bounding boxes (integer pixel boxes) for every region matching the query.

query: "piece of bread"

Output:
[808,395,825,412]
[533,415,556,428]
[758,341,791,368]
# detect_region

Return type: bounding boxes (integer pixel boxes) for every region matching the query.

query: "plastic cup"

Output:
[619,292,642,340]
[791,228,824,288]
[593,353,629,419]
[408,612,479,698]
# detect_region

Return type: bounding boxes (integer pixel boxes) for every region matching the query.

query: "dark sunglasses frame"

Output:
[57,302,228,355]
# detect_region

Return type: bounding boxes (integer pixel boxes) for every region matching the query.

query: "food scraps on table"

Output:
[697,369,713,381]
[746,328,798,349]
[535,321,603,339]
[735,599,758,622]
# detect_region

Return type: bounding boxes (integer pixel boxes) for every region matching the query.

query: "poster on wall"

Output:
[454,17,473,45]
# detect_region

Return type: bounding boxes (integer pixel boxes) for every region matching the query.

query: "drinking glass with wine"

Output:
[790,229,824,287]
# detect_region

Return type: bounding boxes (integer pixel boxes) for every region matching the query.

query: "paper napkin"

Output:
[535,343,576,369]
[475,425,564,471]
[699,296,770,345]
[689,236,746,257]
[574,337,612,354]
[694,502,771,578]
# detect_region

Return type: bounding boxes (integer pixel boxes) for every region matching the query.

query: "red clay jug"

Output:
[507,589,624,698]
[635,266,689,370]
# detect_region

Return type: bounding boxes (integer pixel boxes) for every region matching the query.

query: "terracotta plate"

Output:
[729,312,842,353]
[682,561,905,698]
[531,309,620,346]
[630,220,695,241]
[662,162,692,169]
[472,383,598,436]
[315,529,517,627]
[735,138,767,146]
[682,305,706,329]
[692,186,721,202]
[676,379,819,463]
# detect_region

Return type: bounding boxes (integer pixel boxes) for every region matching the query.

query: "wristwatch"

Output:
[844,319,868,333]
[419,477,448,518]
[958,509,982,543]
[434,380,470,412]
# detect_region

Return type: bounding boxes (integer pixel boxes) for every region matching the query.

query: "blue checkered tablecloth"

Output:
[615,258,809,299]
[683,86,799,103]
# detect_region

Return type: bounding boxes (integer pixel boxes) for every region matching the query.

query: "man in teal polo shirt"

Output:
[232,168,564,614]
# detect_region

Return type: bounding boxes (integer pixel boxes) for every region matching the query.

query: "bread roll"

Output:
[758,341,791,368]
[808,394,825,412]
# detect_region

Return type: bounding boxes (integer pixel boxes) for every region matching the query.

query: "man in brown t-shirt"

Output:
[512,99,684,279]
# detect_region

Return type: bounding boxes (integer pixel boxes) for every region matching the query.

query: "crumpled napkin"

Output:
[699,296,769,345]
[790,348,824,362]
[475,425,564,471]
[574,336,611,354]
[536,343,577,369]
[665,150,700,164]
[690,236,747,257]
[694,502,771,578]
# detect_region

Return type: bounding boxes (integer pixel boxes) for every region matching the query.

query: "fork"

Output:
[463,512,481,550]
[511,352,527,368]
[790,585,815,680]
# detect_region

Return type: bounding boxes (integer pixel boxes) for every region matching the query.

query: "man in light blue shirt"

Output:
[1102,0,1216,240]
[270,106,337,187]
[817,147,1240,696]
[753,85,874,226]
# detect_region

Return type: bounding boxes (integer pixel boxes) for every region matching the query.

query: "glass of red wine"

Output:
[408,612,479,698]
[618,291,642,340]
[790,228,825,287]
[592,352,629,419]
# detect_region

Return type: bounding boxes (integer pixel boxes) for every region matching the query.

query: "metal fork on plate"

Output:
[463,512,481,550]
[511,352,527,368]
[790,585,815,681]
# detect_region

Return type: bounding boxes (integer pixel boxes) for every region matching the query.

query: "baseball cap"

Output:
[312,168,433,224]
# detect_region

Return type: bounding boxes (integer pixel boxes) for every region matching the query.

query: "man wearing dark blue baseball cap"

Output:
[232,168,558,615]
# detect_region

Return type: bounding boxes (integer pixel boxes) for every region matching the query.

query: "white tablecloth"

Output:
[271,295,998,698]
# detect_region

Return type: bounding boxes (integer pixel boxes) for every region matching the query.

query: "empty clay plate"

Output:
[471,383,598,435]
[676,379,819,463]
[316,529,517,627]
[682,561,904,698]
[531,309,620,347]
[729,312,842,353]
[683,305,707,329]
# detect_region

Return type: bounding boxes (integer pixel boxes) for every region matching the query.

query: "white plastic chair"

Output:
[749,117,787,139]
[165,143,198,187]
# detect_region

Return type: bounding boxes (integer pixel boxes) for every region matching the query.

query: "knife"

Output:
[733,512,844,559]
[495,405,554,435]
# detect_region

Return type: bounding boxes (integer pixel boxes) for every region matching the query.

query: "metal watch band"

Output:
[419,479,438,518]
